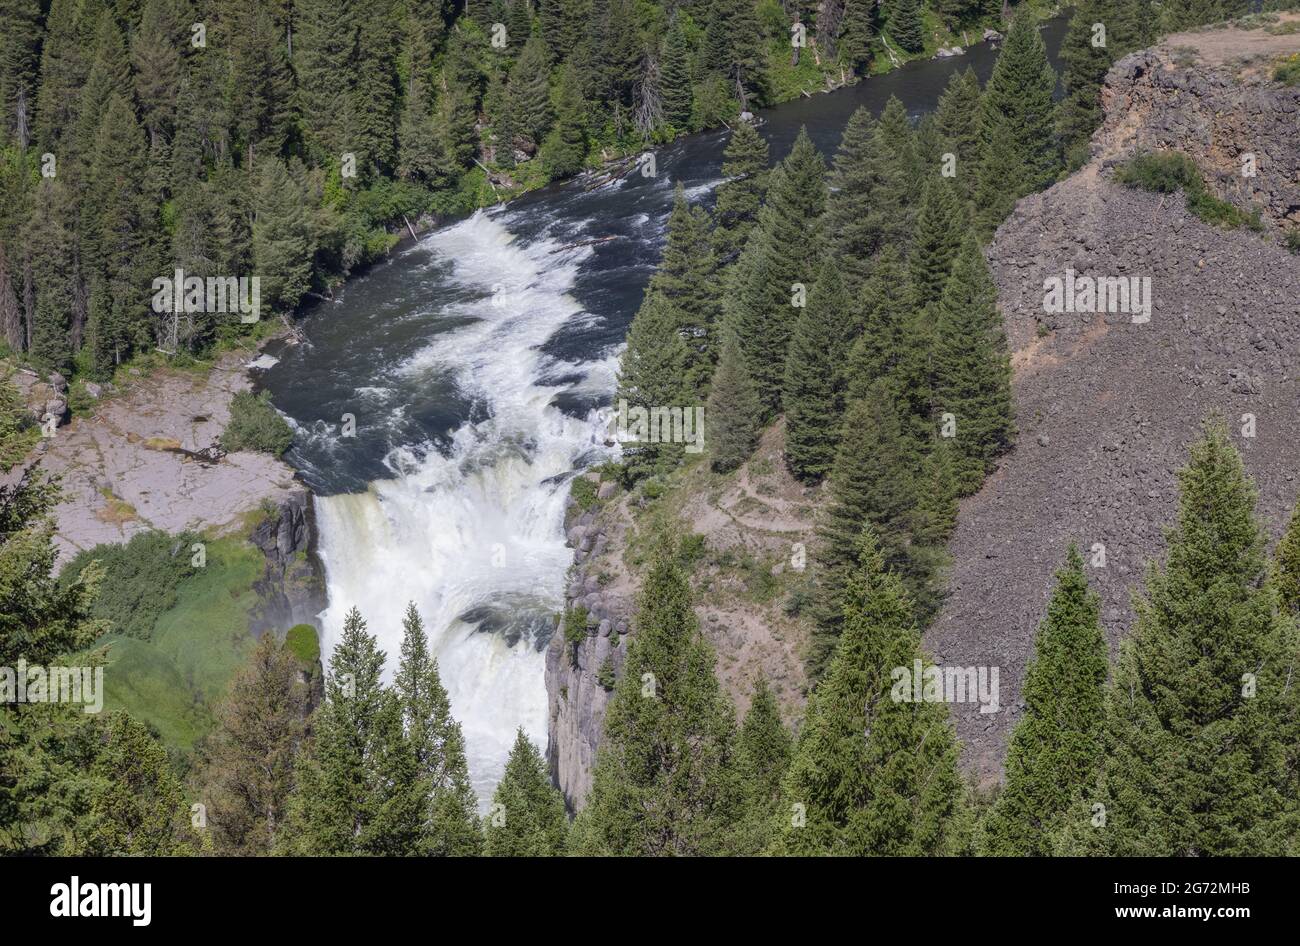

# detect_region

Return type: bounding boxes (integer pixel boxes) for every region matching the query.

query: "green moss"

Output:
[284,623,320,665]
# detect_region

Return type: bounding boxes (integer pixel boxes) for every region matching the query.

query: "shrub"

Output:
[1286,229,1300,254]
[570,476,598,511]
[284,623,320,665]
[597,656,616,691]
[1116,151,1264,231]
[563,605,590,644]
[220,390,293,455]
[61,531,199,639]
[1274,53,1300,86]
[0,376,37,471]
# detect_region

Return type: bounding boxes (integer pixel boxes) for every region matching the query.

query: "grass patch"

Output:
[95,488,138,525]
[1285,229,1300,254]
[1116,151,1264,231]
[220,390,293,455]
[284,623,320,665]
[92,537,262,752]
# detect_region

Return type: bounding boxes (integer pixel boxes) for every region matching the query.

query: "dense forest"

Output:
[4,0,1298,858]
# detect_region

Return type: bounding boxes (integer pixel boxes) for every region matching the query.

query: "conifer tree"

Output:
[540,65,588,180]
[252,158,316,312]
[726,128,826,416]
[934,67,983,201]
[1274,500,1300,618]
[825,108,907,288]
[930,237,1014,494]
[711,120,770,262]
[777,530,964,855]
[649,186,721,394]
[484,729,569,856]
[508,34,555,151]
[810,383,920,676]
[877,95,924,217]
[295,0,359,158]
[783,262,854,482]
[1160,0,1247,31]
[571,541,740,855]
[617,292,692,481]
[844,245,918,403]
[0,0,41,148]
[1054,421,1300,856]
[909,177,967,309]
[730,676,792,854]
[280,607,393,855]
[705,328,763,473]
[705,0,768,110]
[34,0,99,153]
[973,9,1061,232]
[225,1,295,164]
[839,0,875,76]
[25,179,76,373]
[889,0,926,54]
[72,10,134,168]
[981,546,1107,856]
[660,17,693,133]
[393,602,483,856]
[202,632,310,855]
[1056,1,1115,170]
[131,0,186,150]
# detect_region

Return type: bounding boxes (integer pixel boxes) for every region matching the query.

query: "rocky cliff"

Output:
[248,489,328,639]
[927,18,1300,784]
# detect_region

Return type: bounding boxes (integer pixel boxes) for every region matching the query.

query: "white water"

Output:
[311,210,617,803]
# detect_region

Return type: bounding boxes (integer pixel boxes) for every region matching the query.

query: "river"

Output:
[260,17,1068,803]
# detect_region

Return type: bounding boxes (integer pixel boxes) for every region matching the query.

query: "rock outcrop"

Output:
[1094,16,1300,236]
[248,489,327,639]
[926,24,1300,783]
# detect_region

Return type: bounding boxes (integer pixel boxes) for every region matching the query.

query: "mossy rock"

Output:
[284,623,320,665]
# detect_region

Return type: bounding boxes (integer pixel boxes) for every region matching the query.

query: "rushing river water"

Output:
[260,18,1067,803]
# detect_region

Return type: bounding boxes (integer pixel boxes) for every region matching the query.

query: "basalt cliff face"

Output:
[927,21,1300,783]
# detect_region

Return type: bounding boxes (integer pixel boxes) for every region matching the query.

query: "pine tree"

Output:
[1054,421,1300,856]
[844,245,916,400]
[930,237,1014,494]
[201,632,310,855]
[730,676,792,854]
[0,0,42,148]
[783,261,854,482]
[72,9,134,168]
[649,186,721,394]
[777,530,964,855]
[1161,0,1248,31]
[25,179,76,374]
[1274,499,1300,618]
[705,328,763,473]
[711,120,769,263]
[877,95,924,219]
[839,0,875,76]
[484,729,569,856]
[294,0,359,159]
[393,602,483,856]
[252,158,315,312]
[34,0,99,153]
[934,67,983,202]
[660,16,693,133]
[810,383,920,677]
[909,177,967,308]
[726,128,826,417]
[824,107,907,288]
[973,9,1061,233]
[1056,1,1114,170]
[130,0,186,150]
[889,0,926,54]
[617,292,692,481]
[398,30,446,184]
[571,541,740,855]
[280,607,393,855]
[539,65,588,180]
[508,34,555,150]
[705,0,768,110]
[981,546,1107,856]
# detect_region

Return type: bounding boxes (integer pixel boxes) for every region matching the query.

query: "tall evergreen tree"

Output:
[201,632,310,855]
[252,158,316,312]
[909,176,967,308]
[711,120,770,263]
[616,292,692,481]
[294,0,359,159]
[0,0,43,148]
[705,327,763,473]
[839,0,875,76]
[571,541,740,855]
[889,0,926,54]
[783,261,854,481]
[730,676,792,854]
[930,237,1014,494]
[649,186,721,394]
[981,546,1107,856]
[393,602,483,856]
[484,729,569,856]
[1273,499,1300,618]
[877,95,924,215]
[777,530,964,855]
[726,128,826,417]
[659,16,693,133]
[810,383,920,676]
[1054,421,1300,856]
[973,9,1061,232]
[280,607,394,855]
[933,67,983,202]
[508,34,555,150]
[824,108,907,288]
[1056,1,1115,170]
